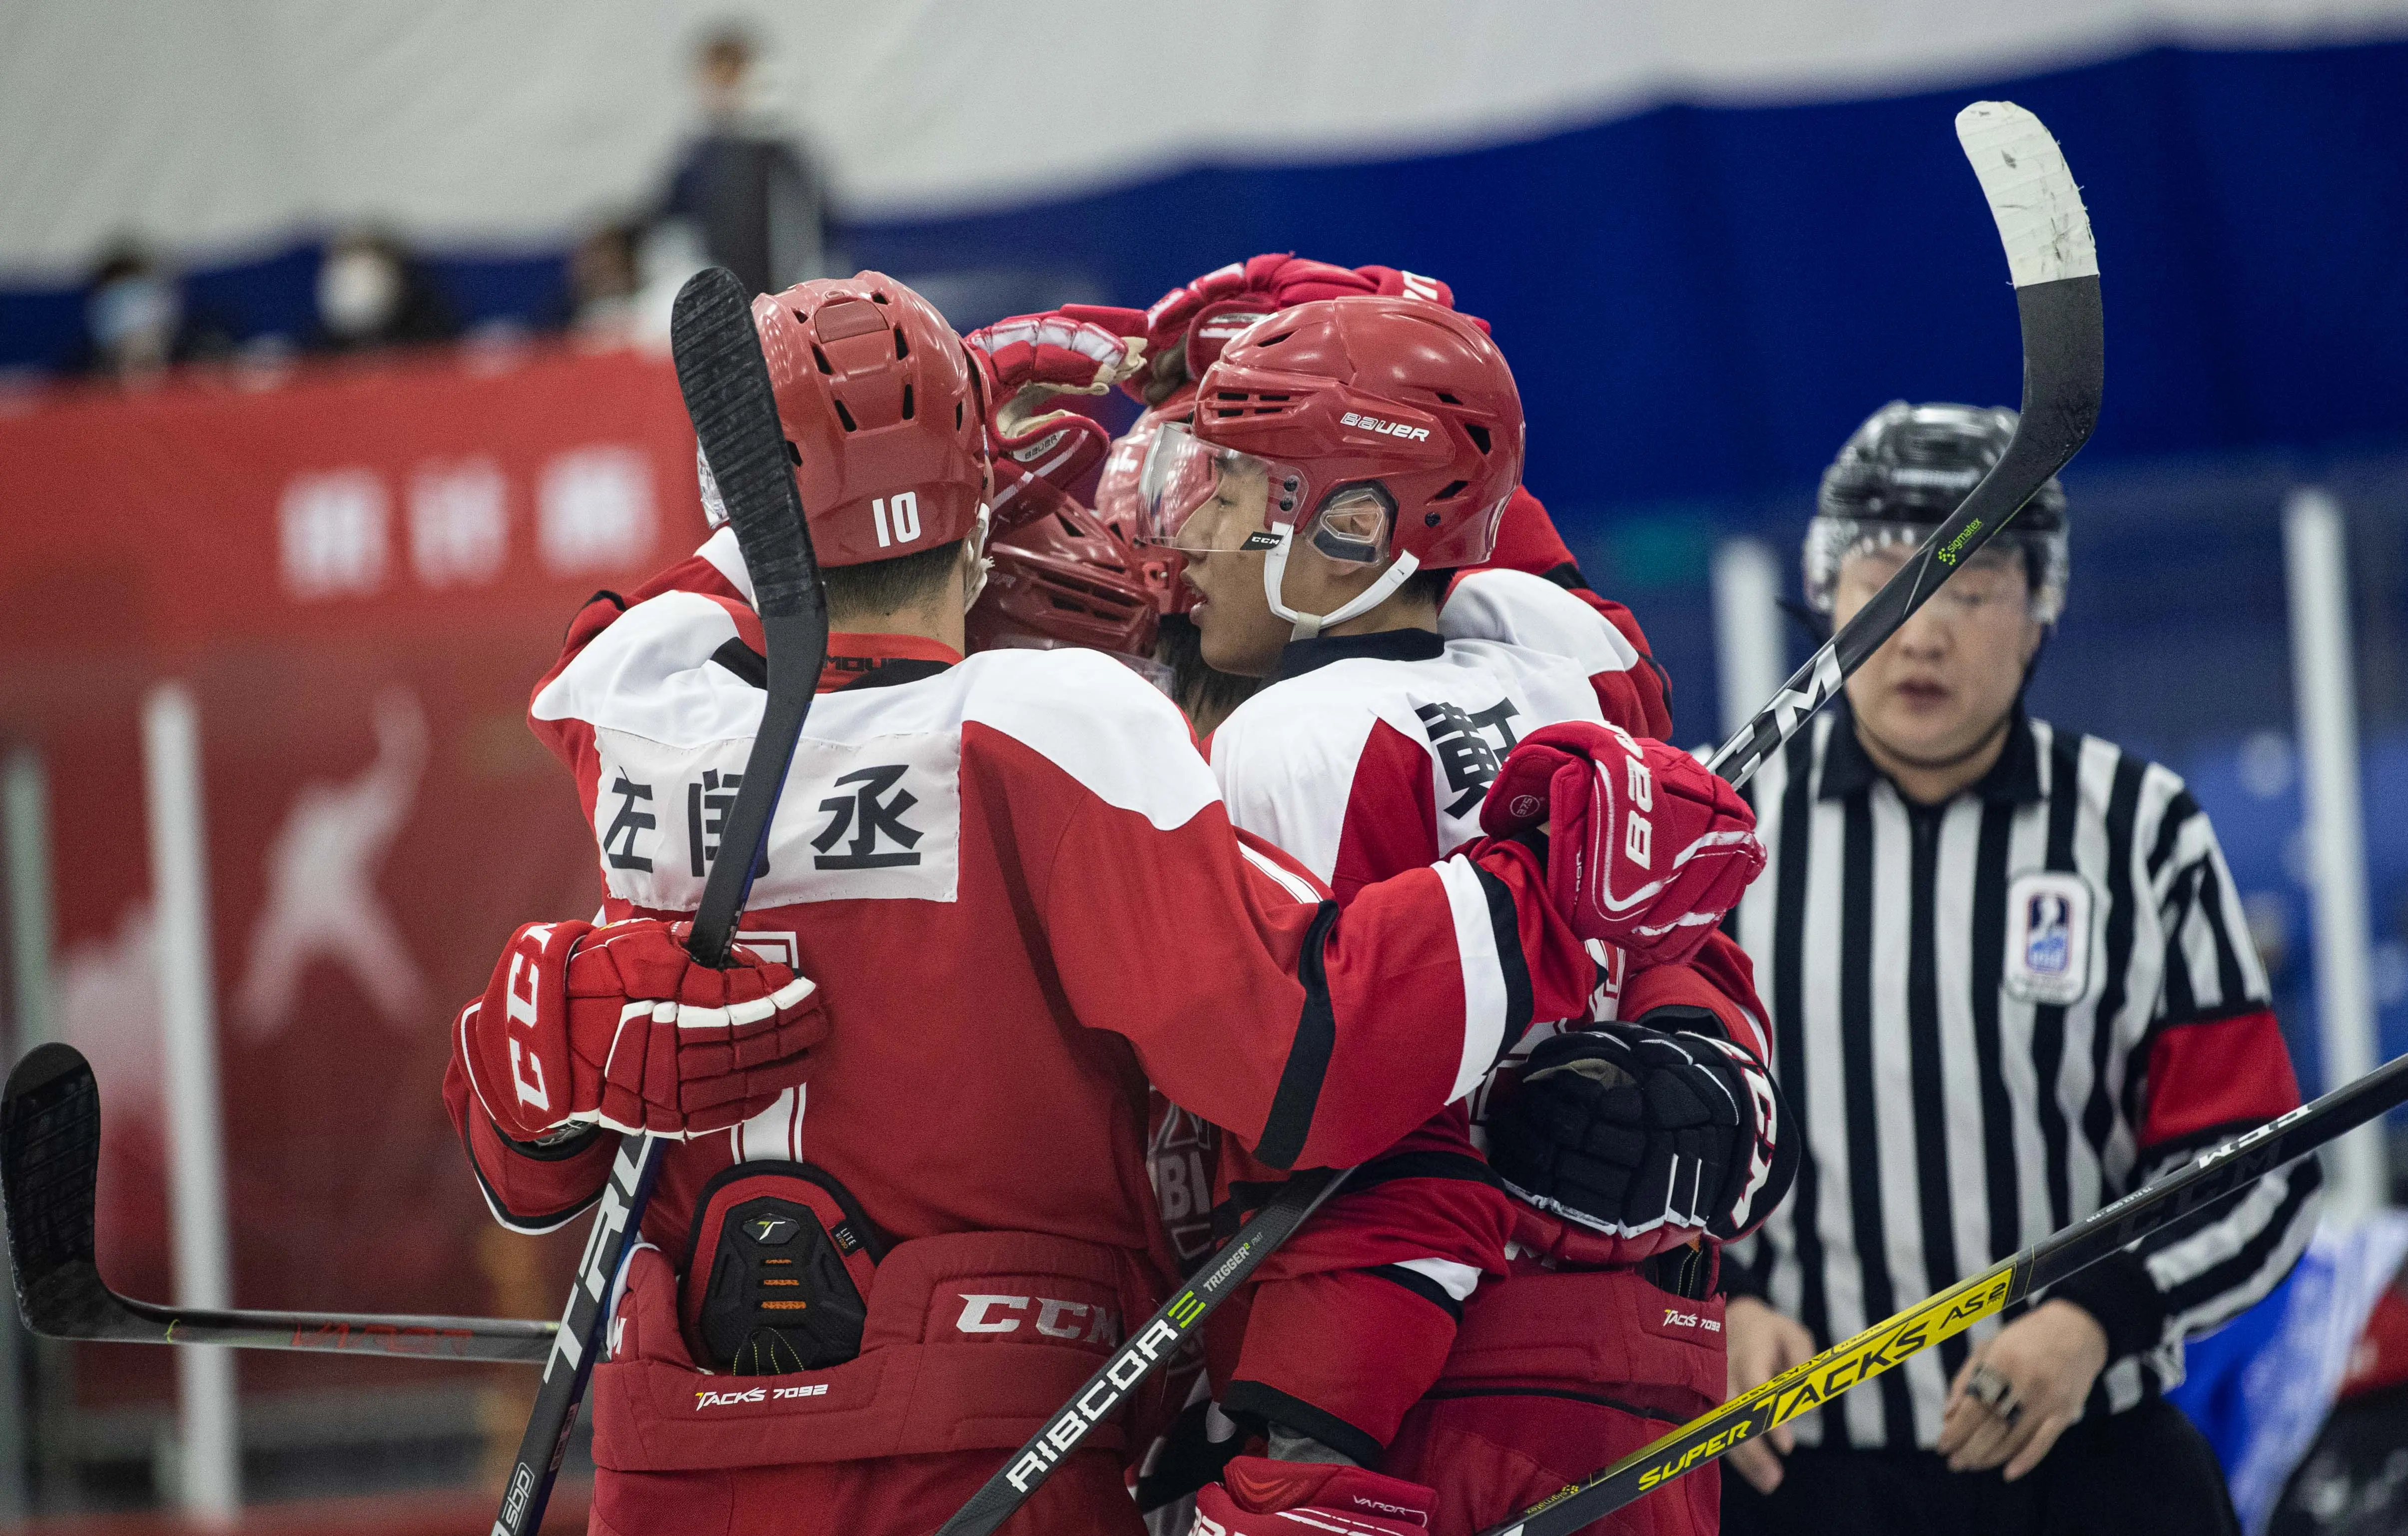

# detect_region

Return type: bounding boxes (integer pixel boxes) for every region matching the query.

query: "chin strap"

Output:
[1260,522,1421,640]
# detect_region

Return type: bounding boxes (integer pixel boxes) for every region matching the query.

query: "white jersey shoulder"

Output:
[1441,566,1641,676]
[695,524,757,605]
[1211,636,1604,882]
[534,591,1214,910]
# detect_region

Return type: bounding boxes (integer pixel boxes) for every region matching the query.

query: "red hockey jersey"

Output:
[444,528,1601,1483]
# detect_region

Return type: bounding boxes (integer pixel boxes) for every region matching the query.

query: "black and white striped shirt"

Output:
[1723,703,2322,1450]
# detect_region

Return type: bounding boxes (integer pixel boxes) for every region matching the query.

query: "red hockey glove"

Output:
[456,919,826,1143]
[1194,1456,1437,1535]
[1142,254,1461,391]
[964,307,1148,517]
[1480,721,1763,965]
[1485,1017,1795,1260]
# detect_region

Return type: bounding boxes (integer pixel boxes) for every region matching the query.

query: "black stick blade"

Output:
[674,268,824,626]
[1,1043,111,1336]
[670,268,831,966]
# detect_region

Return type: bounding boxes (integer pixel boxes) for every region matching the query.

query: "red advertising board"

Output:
[0,343,705,1408]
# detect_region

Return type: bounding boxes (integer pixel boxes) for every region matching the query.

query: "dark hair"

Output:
[1154,614,1262,728]
[1403,566,1451,606]
[823,539,963,620]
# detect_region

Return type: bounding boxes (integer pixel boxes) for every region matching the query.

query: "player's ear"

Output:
[959,506,992,613]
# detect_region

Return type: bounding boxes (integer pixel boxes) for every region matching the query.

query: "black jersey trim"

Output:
[709,637,769,688]
[1478,864,1538,1061]
[1353,1149,1503,1194]
[1275,627,1446,681]
[1369,1263,1466,1322]
[1256,901,1343,1170]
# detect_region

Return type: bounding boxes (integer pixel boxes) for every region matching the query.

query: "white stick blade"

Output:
[1956,101,2098,288]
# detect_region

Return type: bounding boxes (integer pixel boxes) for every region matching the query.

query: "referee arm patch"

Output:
[2139,1004,2299,1152]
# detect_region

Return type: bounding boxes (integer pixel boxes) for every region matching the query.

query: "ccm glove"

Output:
[1194,1456,1438,1536]
[1486,1017,1796,1256]
[963,307,1148,513]
[456,919,826,1143]
[1480,720,1763,965]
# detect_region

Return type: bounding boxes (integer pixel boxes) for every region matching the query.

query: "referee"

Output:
[1719,402,2322,1536]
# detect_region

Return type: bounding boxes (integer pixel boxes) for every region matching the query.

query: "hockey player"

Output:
[1132,293,1798,1536]
[1115,255,1457,733]
[445,272,1713,1536]
[1124,256,1670,735]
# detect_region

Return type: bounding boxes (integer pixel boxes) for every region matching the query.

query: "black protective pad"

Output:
[696,1194,868,1374]
[692,1187,875,1376]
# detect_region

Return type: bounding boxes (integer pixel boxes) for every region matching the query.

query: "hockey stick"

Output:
[938,98,2103,1536]
[1705,100,2101,788]
[1479,1053,2399,1536]
[0,1041,555,1363]
[933,1164,1351,1535]
[1467,97,2108,1536]
[491,265,831,1536]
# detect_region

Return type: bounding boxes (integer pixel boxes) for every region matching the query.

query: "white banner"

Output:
[3,0,2405,275]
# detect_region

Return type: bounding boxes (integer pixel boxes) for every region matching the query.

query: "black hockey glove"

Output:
[1486,1010,1796,1245]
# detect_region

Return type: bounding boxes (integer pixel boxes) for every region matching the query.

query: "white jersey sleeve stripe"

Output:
[1435,853,1509,1101]
[1239,840,1323,905]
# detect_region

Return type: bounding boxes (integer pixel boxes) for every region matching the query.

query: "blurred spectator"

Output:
[567,220,644,345]
[77,244,230,385]
[310,229,458,354]
[658,23,831,299]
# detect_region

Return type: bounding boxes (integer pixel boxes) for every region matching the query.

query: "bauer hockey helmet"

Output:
[1134,295,1523,637]
[1105,257,1469,617]
[1806,400,2069,622]
[965,483,1160,661]
[698,272,991,567]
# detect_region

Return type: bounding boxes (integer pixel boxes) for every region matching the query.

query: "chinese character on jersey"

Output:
[1415,698,1527,817]
[812,765,925,870]
[602,770,656,871]
[687,768,766,879]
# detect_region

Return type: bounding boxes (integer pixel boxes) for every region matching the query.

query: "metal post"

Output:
[141,686,240,1522]
[2284,488,2387,1219]
[1712,536,1788,740]
[0,751,49,1520]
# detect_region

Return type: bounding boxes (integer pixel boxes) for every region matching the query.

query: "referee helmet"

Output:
[1806,401,2069,622]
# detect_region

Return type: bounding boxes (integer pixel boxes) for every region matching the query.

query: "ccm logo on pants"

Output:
[954,1293,1121,1345]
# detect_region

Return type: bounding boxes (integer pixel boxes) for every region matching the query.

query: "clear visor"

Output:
[1803,516,2067,623]
[1134,423,1389,566]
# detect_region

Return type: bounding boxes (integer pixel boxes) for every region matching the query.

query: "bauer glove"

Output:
[1480,720,1764,965]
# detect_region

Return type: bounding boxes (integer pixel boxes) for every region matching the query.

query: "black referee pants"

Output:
[1719,1398,2239,1536]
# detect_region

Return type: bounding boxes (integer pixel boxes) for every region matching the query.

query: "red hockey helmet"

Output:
[714,272,989,568]
[965,481,1159,659]
[1135,295,1523,635]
